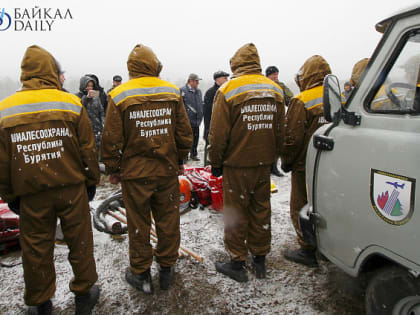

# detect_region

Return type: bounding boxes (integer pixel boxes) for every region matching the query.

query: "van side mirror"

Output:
[323,74,342,122]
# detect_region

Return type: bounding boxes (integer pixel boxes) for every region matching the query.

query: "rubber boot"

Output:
[75,285,100,315]
[283,248,318,267]
[252,255,266,279]
[125,268,153,294]
[215,260,248,283]
[26,300,52,315]
[159,266,175,290]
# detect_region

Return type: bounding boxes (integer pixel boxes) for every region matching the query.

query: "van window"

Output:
[369,31,420,113]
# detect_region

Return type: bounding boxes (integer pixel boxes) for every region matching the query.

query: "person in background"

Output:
[281,55,332,267]
[107,75,123,94]
[350,58,369,88]
[76,76,105,149]
[57,65,69,93]
[203,70,229,165]
[101,44,193,294]
[181,73,203,161]
[265,66,293,177]
[265,66,294,106]
[85,73,108,113]
[343,81,353,101]
[0,45,100,315]
[209,43,285,282]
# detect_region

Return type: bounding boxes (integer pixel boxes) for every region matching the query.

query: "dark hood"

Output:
[20,45,61,91]
[295,55,331,92]
[85,74,103,90]
[127,44,162,79]
[230,43,262,78]
[79,75,96,94]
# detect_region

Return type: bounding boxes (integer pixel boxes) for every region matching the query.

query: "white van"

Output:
[300,5,420,315]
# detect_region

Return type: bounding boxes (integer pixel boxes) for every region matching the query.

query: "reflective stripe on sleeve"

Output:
[112,86,180,105]
[224,83,284,101]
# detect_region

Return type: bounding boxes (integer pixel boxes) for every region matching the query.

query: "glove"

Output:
[8,198,20,214]
[211,167,223,177]
[87,185,96,202]
[280,160,292,173]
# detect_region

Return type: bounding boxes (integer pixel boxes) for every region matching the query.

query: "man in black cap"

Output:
[180,73,204,161]
[203,70,229,165]
[265,66,294,106]
[266,66,294,177]
[107,75,123,94]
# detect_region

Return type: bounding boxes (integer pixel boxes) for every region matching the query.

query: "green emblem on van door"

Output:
[370,169,415,225]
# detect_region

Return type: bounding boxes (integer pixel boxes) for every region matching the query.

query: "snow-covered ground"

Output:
[0,138,366,314]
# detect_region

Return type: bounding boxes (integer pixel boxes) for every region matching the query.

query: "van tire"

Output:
[365,266,420,315]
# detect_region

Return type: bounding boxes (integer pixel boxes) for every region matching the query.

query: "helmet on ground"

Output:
[179,176,193,211]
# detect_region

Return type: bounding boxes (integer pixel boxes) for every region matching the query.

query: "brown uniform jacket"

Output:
[282,55,331,171]
[101,45,193,179]
[208,43,285,168]
[0,46,100,202]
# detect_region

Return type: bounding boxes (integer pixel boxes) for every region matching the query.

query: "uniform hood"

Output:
[20,45,62,90]
[127,44,162,78]
[79,75,97,94]
[230,43,262,78]
[295,55,331,92]
[350,58,369,87]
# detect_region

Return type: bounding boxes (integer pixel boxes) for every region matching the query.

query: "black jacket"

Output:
[203,83,219,141]
[75,76,105,148]
[85,74,108,113]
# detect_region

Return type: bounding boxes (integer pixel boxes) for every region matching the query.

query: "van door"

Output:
[314,26,420,269]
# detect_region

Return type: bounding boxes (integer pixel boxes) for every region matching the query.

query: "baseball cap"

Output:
[113,75,122,82]
[265,66,279,77]
[188,73,202,81]
[213,70,229,80]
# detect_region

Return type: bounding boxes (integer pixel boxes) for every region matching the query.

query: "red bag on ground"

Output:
[0,202,20,254]
[209,175,223,211]
[185,170,212,206]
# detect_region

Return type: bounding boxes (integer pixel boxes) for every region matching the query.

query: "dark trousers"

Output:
[290,170,313,249]
[190,126,199,157]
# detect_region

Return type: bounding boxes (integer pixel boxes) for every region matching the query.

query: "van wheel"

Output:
[365,266,420,315]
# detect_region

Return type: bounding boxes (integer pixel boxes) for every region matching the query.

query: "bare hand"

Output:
[87,90,99,98]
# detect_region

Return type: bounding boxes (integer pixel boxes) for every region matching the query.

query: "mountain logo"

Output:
[0,8,12,31]
[370,169,415,225]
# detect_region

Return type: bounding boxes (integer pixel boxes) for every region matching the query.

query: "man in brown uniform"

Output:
[0,46,100,314]
[209,43,285,282]
[281,55,331,267]
[101,44,193,293]
[350,58,369,88]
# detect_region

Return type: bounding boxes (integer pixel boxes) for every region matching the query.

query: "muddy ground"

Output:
[0,169,367,314]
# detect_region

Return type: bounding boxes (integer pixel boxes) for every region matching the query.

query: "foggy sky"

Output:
[1,0,419,92]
